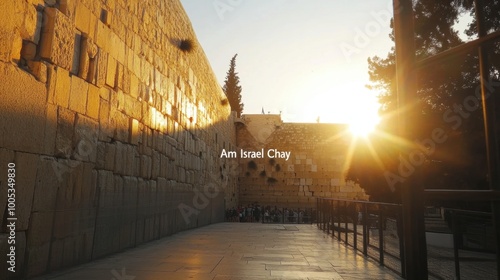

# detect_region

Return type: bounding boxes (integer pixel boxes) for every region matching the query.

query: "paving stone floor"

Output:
[32,223,403,280]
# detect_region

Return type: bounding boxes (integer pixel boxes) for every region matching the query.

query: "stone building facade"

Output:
[236,114,369,209]
[0,0,236,278]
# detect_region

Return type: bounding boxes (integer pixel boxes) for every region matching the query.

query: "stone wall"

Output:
[237,114,368,209]
[0,0,235,278]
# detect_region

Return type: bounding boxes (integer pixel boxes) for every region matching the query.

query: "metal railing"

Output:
[317,198,499,279]
[317,198,405,275]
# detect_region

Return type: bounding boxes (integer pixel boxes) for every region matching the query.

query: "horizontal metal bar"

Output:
[424,189,500,201]
[416,29,500,69]
[316,198,400,207]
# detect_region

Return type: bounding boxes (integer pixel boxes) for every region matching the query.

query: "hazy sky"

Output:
[180,0,396,123]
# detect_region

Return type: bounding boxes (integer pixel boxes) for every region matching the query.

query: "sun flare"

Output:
[348,117,380,137]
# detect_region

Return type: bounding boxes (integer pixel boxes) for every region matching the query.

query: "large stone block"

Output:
[32,157,61,212]
[87,84,99,119]
[55,107,75,158]
[74,2,91,34]
[98,99,113,142]
[105,54,116,87]
[95,50,107,87]
[110,109,129,142]
[0,64,47,154]
[39,8,75,70]
[22,3,41,43]
[25,212,54,278]
[0,1,24,61]
[7,153,38,232]
[54,67,71,108]
[69,75,88,114]
[74,113,98,162]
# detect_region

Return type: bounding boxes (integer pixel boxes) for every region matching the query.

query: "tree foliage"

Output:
[347,0,500,202]
[223,54,244,117]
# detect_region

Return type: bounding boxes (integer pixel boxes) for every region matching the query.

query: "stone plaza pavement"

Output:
[32,223,403,280]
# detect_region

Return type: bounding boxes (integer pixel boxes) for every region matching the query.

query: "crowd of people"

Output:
[225,204,314,224]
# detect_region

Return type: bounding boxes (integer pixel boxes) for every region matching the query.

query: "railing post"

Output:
[379,207,384,266]
[345,201,348,244]
[354,203,358,251]
[397,206,406,278]
[452,211,461,280]
[363,203,368,256]
[331,200,335,238]
[337,200,341,240]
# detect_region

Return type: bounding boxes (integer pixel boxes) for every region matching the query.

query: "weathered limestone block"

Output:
[114,141,124,174]
[151,150,160,179]
[129,118,140,145]
[104,142,116,171]
[75,2,91,34]
[0,31,17,62]
[69,75,88,114]
[105,55,117,87]
[110,108,129,142]
[32,157,61,212]
[21,3,41,43]
[95,50,107,87]
[54,67,71,108]
[40,8,75,70]
[43,104,57,155]
[0,1,23,61]
[96,21,110,52]
[121,176,138,248]
[25,212,53,277]
[86,84,99,119]
[26,60,48,83]
[141,155,152,178]
[127,96,140,120]
[116,62,124,90]
[97,99,111,141]
[73,113,98,162]
[55,107,75,158]
[14,153,39,231]
[99,86,110,101]
[0,64,46,154]
[130,73,139,98]
[124,144,136,175]
[123,67,131,94]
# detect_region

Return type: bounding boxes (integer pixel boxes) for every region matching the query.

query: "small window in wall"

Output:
[100,9,108,24]
[70,31,82,75]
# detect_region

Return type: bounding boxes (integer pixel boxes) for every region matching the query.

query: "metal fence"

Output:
[317,198,499,279]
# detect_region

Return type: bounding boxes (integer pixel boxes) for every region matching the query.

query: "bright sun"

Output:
[295,71,380,137]
[348,117,380,137]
